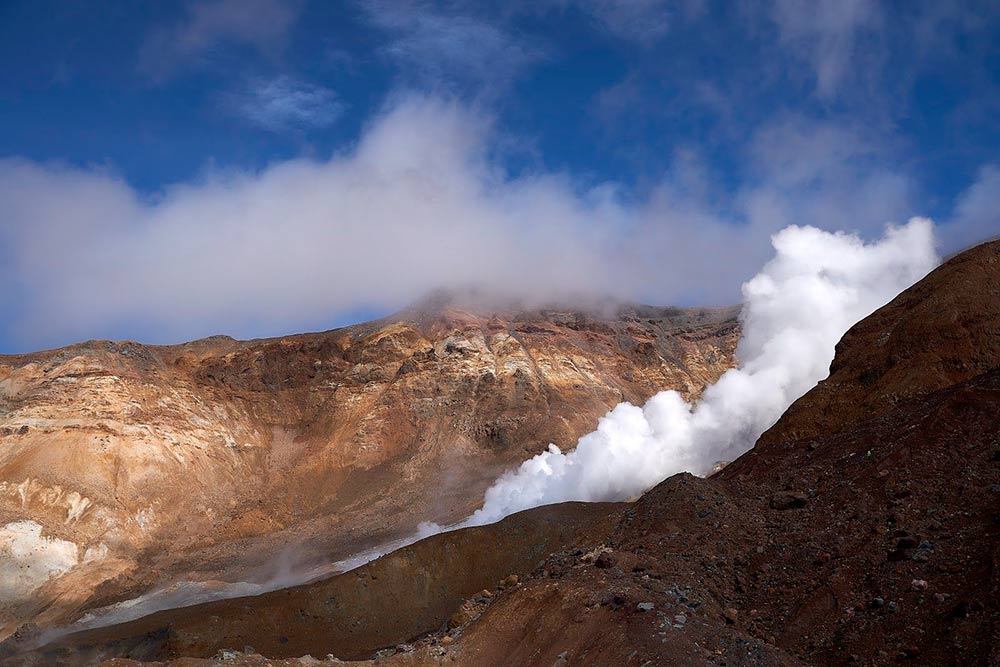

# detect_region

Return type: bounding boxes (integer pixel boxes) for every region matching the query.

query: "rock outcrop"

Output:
[0,296,739,639]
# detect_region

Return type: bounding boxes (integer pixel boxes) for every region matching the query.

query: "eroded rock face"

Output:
[28,240,999,667]
[0,298,739,637]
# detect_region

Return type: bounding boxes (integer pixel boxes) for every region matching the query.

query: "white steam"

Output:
[463,218,938,525]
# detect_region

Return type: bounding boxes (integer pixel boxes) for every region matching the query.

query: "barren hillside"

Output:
[0,296,739,640]
[20,240,997,667]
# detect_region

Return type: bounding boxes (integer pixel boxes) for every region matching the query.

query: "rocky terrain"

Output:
[9,239,996,667]
[0,295,739,642]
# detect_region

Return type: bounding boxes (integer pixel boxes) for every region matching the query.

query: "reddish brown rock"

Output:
[0,298,738,638]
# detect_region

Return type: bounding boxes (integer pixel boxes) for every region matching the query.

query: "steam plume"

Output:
[23,219,940,643]
[463,218,938,526]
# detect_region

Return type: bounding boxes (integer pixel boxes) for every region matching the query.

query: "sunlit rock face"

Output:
[0,295,738,638]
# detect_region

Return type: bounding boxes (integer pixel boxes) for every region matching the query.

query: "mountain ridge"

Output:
[0,298,740,643]
[15,239,997,667]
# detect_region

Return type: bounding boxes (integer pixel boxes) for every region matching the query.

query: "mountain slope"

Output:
[0,298,739,639]
[23,239,999,667]
[753,239,1000,447]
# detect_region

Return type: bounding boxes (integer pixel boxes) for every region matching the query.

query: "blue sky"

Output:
[0,0,997,352]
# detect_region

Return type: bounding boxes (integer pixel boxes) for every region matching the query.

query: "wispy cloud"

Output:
[359,0,698,93]
[139,0,303,82]
[736,115,914,238]
[592,73,644,122]
[0,95,988,351]
[566,0,704,45]
[223,76,345,132]
[947,164,1000,250]
[359,1,545,92]
[747,115,881,188]
[768,0,881,98]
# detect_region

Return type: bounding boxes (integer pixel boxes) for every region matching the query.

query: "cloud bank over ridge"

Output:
[0,95,991,351]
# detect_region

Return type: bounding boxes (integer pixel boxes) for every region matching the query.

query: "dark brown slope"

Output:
[0,298,738,637]
[424,368,1000,667]
[716,368,1000,665]
[754,239,1000,447]
[3,502,623,666]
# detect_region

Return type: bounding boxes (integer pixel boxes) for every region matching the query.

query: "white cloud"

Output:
[945,164,1000,251]
[736,115,915,234]
[359,1,544,90]
[593,73,644,121]
[533,0,706,44]
[572,0,672,43]
[0,96,989,350]
[747,117,877,187]
[769,0,881,98]
[575,0,705,44]
[0,98,627,347]
[139,0,303,81]
[224,76,345,132]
